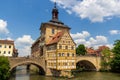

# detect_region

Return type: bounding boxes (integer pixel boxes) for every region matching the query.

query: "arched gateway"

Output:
[76,56,101,71]
[8,57,46,74]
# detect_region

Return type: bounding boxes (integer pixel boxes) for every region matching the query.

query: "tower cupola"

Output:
[49,2,64,25]
[52,2,59,20]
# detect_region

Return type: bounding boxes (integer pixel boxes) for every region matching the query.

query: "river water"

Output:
[10,66,120,80]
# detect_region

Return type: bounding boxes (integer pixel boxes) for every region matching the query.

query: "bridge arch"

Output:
[76,56,101,71]
[9,57,46,75]
[10,61,45,75]
[76,60,97,71]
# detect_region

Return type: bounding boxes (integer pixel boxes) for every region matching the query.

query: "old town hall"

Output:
[31,3,76,77]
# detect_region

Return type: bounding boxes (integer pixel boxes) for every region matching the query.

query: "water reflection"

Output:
[10,66,120,80]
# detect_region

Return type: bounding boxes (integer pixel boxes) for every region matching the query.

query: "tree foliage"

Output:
[113,40,120,55]
[0,56,10,80]
[101,48,111,58]
[100,48,111,71]
[110,54,120,72]
[110,40,120,72]
[76,44,87,55]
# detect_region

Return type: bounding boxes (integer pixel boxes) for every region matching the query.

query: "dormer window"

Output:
[52,29,55,34]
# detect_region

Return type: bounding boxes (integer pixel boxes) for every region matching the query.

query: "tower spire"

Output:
[50,2,64,25]
[52,2,59,20]
[54,2,56,8]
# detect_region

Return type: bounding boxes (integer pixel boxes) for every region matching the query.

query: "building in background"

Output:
[86,46,110,56]
[0,40,18,57]
[86,47,97,56]
[31,3,76,76]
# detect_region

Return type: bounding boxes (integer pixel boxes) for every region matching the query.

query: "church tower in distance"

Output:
[31,2,76,77]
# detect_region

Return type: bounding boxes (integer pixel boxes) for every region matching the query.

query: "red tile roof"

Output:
[86,46,110,56]
[86,48,96,54]
[0,40,14,45]
[47,32,64,45]
[97,45,109,52]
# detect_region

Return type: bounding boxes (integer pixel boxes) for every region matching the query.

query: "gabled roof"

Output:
[46,32,64,45]
[0,40,14,45]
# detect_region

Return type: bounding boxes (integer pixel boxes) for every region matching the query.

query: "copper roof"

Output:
[0,40,14,45]
[47,32,64,45]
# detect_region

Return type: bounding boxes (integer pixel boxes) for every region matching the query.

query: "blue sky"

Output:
[0,0,120,56]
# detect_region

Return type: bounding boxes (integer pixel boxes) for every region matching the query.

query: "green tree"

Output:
[110,40,120,72]
[110,54,120,72]
[76,44,87,55]
[0,56,10,80]
[113,40,120,55]
[101,48,111,71]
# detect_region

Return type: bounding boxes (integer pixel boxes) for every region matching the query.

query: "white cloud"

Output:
[15,35,34,56]
[70,31,90,39]
[109,30,120,35]
[89,36,108,45]
[86,36,108,48]
[50,0,120,22]
[0,19,34,57]
[71,31,111,49]
[0,19,9,34]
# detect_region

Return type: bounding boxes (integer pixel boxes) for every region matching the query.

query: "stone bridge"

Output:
[8,56,46,73]
[76,56,101,71]
[8,55,101,76]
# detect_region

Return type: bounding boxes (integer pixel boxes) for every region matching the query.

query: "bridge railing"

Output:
[8,56,45,59]
[76,54,100,57]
